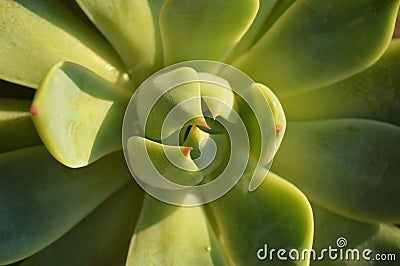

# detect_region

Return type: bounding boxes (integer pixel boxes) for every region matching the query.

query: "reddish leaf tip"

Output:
[181,146,193,157]
[30,106,39,116]
[199,119,211,130]
[275,124,282,133]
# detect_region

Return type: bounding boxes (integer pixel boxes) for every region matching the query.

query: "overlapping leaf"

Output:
[126,195,228,265]
[160,0,259,64]
[272,119,400,223]
[21,182,143,266]
[0,98,41,153]
[76,0,164,84]
[281,40,400,126]
[207,172,314,265]
[31,62,130,168]
[0,147,130,264]
[312,206,400,265]
[235,0,400,96]
[0,0,127,88]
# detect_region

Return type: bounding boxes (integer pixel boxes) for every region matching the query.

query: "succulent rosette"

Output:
[1,0,399,265]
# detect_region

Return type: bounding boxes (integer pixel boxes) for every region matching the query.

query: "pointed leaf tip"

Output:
[29,106,38,116]
[197,118,211,130]
[181,146,193,157]
[275,124,282,133]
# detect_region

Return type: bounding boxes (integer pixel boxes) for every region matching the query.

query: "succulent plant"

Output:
[1,0,400,265]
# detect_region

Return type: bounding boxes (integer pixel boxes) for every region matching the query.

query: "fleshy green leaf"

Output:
[182,125,230,183]
[272,119,400,223]
[0,98,41,153]
[256,83,286,151]
[226,0,297,63]
[313,206,400,266]
[31,61,130,168]
[160,0,259,65]
[0,146,130,265]
[258,0,296,36]
[225,0,280,63]
[199,72,237,123]
[20,182,144,266]
[76,0,164,84]
[126,195,228,265]
[0,0,128,88]
[135,66,206,141]
[281,40,400,126]
[207,171,314,265]
[236,83,278,191]
[127,136,203,187]
[235,0,400,96]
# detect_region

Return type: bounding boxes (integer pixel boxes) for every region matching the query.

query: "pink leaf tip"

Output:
[275,124,282,133]
[30,106,39,116]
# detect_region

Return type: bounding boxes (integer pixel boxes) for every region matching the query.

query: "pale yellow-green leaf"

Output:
[160,0,259,64]
[127,195,228,265]
[31,62,130,168]
[207,171,314,265]
[126,136,203,187]
[76,0,164,84]
[135,66,206,141]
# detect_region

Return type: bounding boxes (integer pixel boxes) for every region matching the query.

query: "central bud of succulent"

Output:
[122,60,285,206]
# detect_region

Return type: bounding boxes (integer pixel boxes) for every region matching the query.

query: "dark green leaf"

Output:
[0,146,130,264]
[312,206,400,266]
[281,40,400,126]
[272,119,400,223]
[21,182,144,266]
